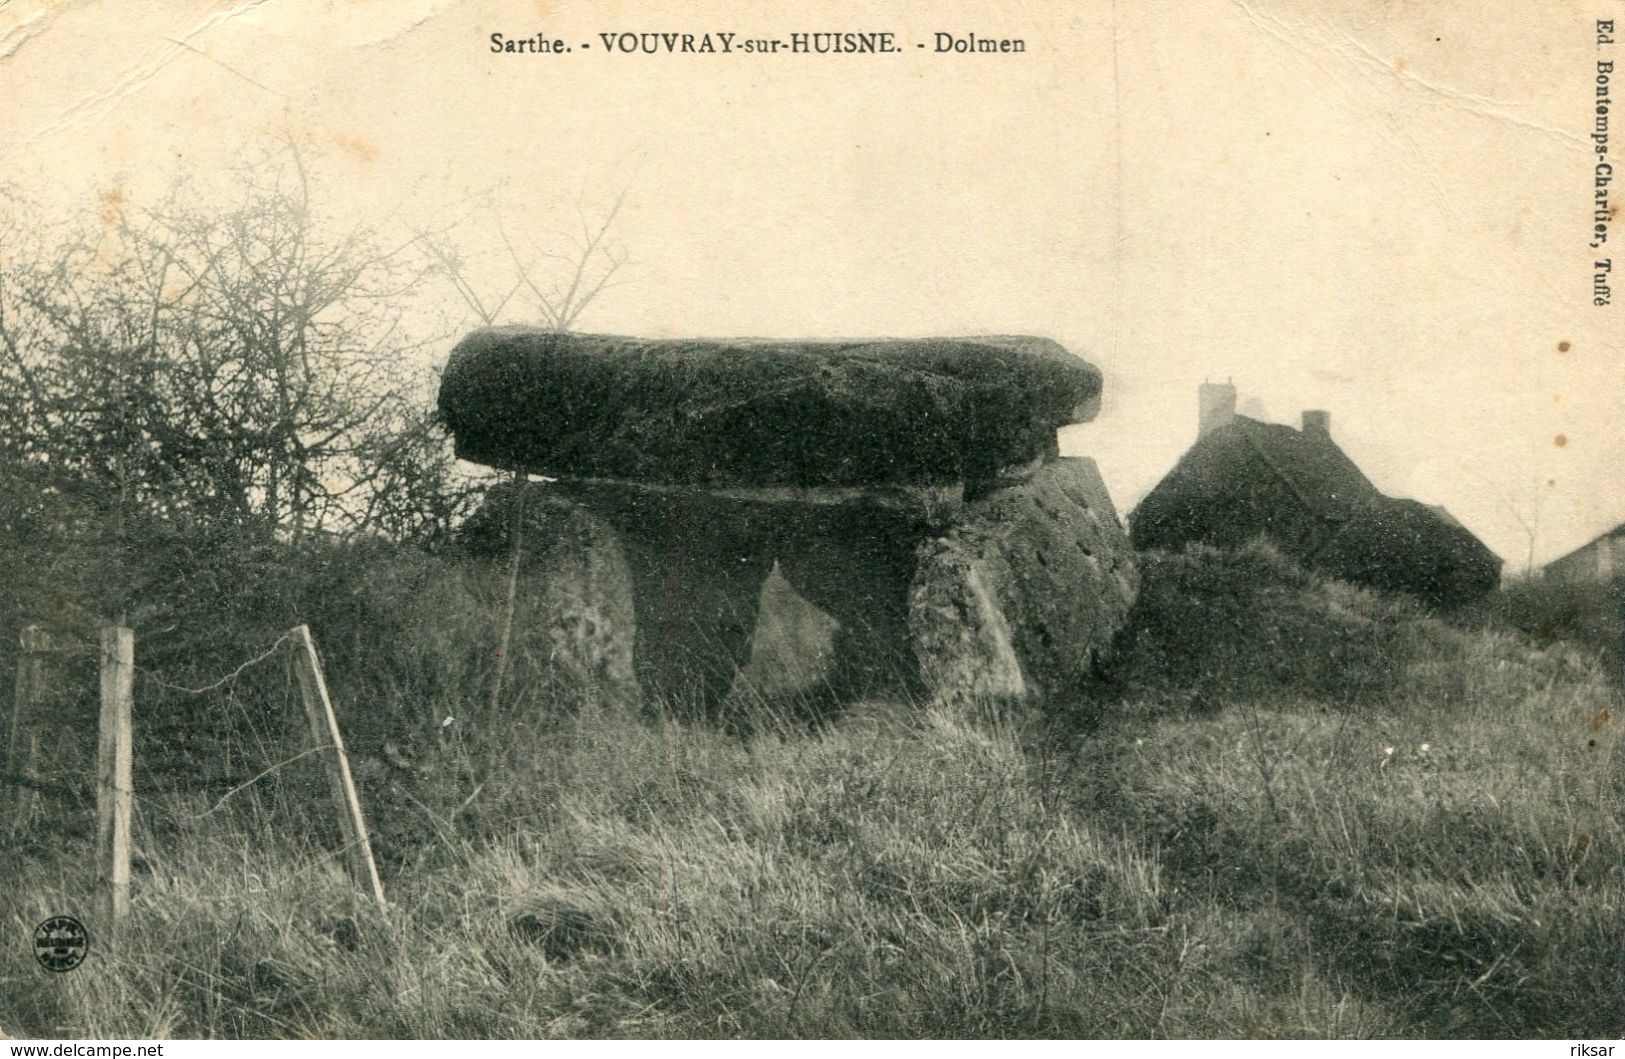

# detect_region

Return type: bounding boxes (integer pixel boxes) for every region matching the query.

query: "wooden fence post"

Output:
[5,625,50,834]
[289,624,387,910]
[96,626,134,940]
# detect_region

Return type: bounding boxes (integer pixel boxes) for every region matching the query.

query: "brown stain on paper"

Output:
[97,186,127,228]
[331,133,380,166]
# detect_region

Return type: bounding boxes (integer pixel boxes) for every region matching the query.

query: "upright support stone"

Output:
[909,457,1139,713]
[460,483,640,711]
[532,501,640,711]
[909,542,1029,709]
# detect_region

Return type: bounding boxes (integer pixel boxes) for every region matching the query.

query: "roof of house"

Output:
[1130,414,1502,606]
[1130,416,1382,536]
[1229,416,1381,518]
[1545,520,1625,569]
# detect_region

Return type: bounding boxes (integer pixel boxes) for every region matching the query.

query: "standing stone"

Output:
[532,506,639,710]
[459,483,640,712]
[554,482,775,719]
[908,539,1029,706]
[909,457,1139,712]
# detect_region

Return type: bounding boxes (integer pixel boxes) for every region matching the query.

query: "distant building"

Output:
[1130,383,1502,607]
[1544,523,1625,583]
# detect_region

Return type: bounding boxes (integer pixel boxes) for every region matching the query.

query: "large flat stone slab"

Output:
[438,329,1102,489]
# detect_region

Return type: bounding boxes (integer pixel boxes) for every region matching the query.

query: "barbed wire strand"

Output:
[179,744,334,821]
[4,628,309,818]
[134,630,294,695]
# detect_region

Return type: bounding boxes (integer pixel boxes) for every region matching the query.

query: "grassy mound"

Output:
[1474,573,1623,684]
[1084,543,1625,1035]
[1110,540,1451,708]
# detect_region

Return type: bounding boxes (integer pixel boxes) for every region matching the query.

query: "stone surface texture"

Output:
[459,483,639,709]
[908,457,1139,711]
[438,329,1102,489]
[442,332,1136,720]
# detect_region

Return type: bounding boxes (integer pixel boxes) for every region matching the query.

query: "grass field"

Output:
[2,542,1621,1039]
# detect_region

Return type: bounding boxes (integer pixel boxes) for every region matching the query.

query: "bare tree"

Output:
[1461,466,1546,577]
[410,187,632,709]
[497,188,629,332]
[0,148,475,559]
[412,186,630,333]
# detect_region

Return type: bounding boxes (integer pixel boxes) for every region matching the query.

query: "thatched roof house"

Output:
[1129,384,1501,607]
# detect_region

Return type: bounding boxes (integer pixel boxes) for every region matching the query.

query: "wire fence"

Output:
[4,627,302,813]
[2,621,387,918]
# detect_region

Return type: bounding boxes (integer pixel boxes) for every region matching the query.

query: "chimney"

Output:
[1198,381,1236,439]
[1302,410,1330,440]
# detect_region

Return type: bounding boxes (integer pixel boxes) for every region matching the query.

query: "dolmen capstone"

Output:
[438,328,1138,717]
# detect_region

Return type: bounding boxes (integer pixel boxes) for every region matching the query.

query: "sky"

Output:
[2,0,1619,568]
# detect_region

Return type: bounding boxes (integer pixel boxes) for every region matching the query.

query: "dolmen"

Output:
[438,328,1139,717]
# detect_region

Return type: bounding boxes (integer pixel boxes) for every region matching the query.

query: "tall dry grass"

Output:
[2,540,1621,1038]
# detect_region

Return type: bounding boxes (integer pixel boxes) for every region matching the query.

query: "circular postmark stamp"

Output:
[33,915,89,972]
